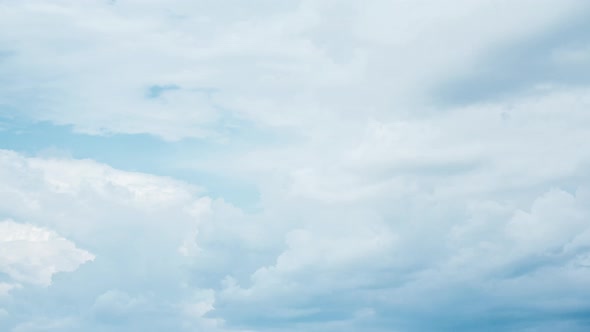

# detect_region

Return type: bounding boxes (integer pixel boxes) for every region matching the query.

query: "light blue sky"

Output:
[0,115,264,209]
[1,1,590,331]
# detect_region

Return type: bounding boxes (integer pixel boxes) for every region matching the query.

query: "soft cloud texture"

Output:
[1,0,590,331]
[1,0,587,139]
[0,220,93,287]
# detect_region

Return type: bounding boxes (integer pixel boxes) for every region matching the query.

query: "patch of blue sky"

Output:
[145,84,181,99]
[0,114,269,211]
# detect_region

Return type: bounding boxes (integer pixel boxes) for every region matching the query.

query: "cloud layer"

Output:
[1,0,590,331]
[0,220,94,287]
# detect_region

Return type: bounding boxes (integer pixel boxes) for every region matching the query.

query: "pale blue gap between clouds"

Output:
[0,85,280,211]
[0,46,280,211]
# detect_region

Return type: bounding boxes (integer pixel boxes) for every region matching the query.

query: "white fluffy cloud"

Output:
[0,142,589,331]
[0,150,226,330]
[0,149,204,237]
[0,220,93,287]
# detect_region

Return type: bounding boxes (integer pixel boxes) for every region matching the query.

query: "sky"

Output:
[1,0,590,331]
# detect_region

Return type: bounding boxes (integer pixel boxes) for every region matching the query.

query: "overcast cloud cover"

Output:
[1,0,590,331]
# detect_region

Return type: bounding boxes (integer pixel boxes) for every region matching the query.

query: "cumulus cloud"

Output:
[0,145,589,331]
[0,220,94,287]
[0,149,272,330]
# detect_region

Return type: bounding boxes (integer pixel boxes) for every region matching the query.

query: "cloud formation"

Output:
[0,220,94,287]
[1,0,590,331]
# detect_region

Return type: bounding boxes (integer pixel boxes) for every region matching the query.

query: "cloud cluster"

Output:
[1,132,589,332]
[1,0,590,331]
[1,0,587,139]
[0,220,93,287]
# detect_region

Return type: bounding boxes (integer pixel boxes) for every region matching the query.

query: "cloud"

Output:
[1,0,590,331]
[0,220,93,287]
[0,150,200,329]
[0,128,589,332]
[203,184,590,330]
[433,9,590,105]
[205,86,590,210]
[0,0,586,140]
[0,283,20,297]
